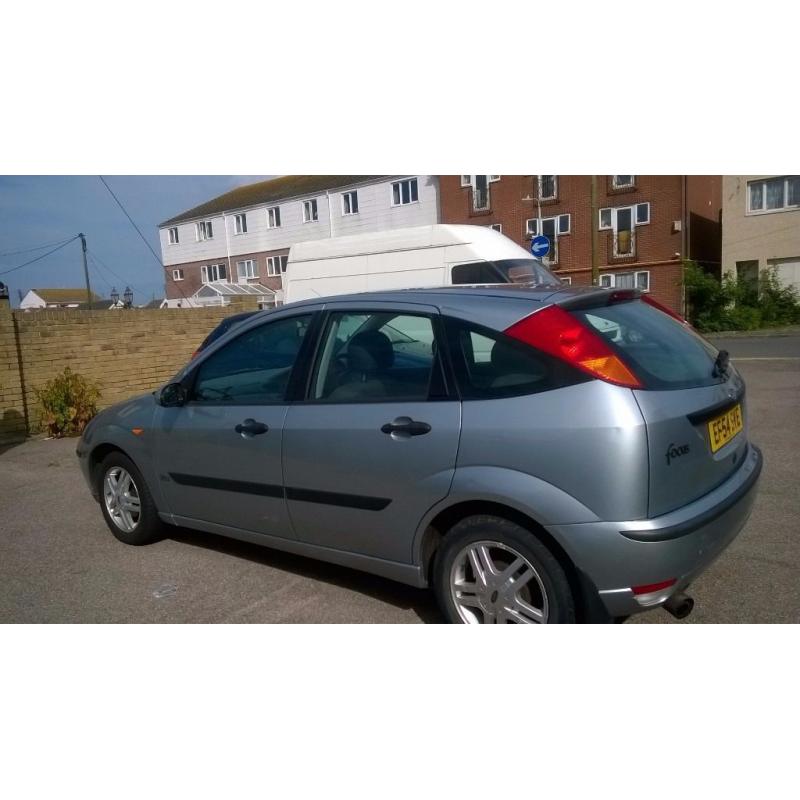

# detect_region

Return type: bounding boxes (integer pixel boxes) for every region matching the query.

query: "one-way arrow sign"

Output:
[530,235,550,258]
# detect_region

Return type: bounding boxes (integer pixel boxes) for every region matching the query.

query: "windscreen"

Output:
[570,299,724,389]
[451,258,562,288]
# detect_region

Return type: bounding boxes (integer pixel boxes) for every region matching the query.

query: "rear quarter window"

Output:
[445,317,587,399]
[572,300,722,389]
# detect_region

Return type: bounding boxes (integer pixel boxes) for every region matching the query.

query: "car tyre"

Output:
[433,514,575,624]
[96,452,163,546]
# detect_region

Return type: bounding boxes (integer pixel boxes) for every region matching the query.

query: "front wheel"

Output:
[97,452,163,545]
[433,515,575,624]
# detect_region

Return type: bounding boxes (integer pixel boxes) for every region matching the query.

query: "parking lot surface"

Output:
[1,335,798,624]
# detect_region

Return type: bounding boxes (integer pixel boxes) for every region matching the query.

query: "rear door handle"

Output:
[381,417,431,437]
[235,418,269,437]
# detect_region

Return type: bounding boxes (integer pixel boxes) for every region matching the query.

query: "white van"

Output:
[283,224,560,303]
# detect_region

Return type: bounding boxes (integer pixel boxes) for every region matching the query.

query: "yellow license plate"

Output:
[707,404,743,453]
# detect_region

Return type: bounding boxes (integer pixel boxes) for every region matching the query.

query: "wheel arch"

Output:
[419,500,611,623]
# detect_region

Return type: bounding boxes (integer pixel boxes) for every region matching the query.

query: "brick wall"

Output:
[439,176,721,314]
[0,297,258,441]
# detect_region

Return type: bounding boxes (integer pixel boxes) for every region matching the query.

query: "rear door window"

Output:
[311,311,443,402]
[572,300,721,389]
[445,318,586,399]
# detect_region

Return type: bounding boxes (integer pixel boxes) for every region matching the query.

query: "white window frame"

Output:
[236,259,256,282]
[168,227,179,245]
[201,263,227,283]
[488,175,501,183]
[489,223,502,233]
[267,206,281,228]
[599,270,650,291]
[598,203,650,229]
[560,276,572,285]
[526,214,571,237]
[196,220,214,241]
[612,175,635,189]
[267,255,288,276]
[341,190,359,216]
[303,199,318,223]
[391,178,419,206]
[234,213,247,235]
[172,268,184,281]
[538,175,558,200]
[460,175,472,187]
[747,176,800,215]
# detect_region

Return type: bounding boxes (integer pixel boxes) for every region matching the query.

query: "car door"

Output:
[282,302,461,564]
[154,310,316,538]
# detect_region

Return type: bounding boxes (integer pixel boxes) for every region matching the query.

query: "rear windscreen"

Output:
[571,300,723,389]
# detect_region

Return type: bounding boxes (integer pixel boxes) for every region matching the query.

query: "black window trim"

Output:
[182,310,321,407]
[296,307,456,405]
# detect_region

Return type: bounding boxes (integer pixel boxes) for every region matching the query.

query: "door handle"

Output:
[380,417,431,437]
[235,418,269,437]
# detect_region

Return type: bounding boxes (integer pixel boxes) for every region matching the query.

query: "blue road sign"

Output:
[530,235,550,258]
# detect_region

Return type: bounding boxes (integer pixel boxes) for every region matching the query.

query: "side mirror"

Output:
[159,382,188,407]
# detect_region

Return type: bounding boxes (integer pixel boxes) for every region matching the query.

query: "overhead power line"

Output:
[98,175,191,303]
[88,250,145,298]
[0,237,75,258]
[0,235,80,277]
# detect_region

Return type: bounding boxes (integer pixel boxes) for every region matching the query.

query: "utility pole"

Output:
[79,233,92,310]
[590,176,599,286]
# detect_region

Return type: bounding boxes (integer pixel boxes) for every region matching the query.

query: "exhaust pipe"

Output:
[663,593,694,620]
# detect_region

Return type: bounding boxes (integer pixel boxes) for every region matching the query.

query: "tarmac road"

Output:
[1,335,798,624]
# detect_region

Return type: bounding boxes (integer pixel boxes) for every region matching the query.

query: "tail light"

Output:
[191,349,199,360]
[505,305,643,389]
[632,578,676,596]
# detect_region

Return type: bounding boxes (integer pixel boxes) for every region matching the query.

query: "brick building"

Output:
[439,176,722,313]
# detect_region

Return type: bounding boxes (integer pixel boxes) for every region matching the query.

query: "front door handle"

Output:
[381,417,431,437]
[235,418,269,437]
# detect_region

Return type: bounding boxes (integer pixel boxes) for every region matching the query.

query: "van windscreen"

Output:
[451,259,561,287]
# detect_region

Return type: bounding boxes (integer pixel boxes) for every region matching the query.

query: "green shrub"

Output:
[683,260,800,332]
[34,367,100,437]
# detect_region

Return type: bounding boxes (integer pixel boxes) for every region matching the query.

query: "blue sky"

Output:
[0,176,269,306]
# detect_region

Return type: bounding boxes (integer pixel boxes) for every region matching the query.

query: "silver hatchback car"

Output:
[77,286,762,623]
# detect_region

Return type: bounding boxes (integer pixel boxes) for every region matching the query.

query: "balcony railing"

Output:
[471,187,491,212]
[611,229,636,259]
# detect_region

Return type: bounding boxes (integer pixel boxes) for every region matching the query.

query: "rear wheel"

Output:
[433,515,575,624]
[97,452,162,545]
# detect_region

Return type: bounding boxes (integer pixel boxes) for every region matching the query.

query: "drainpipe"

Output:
[222,210,233,284]
[681,176,688,317]
[326,190,334,238]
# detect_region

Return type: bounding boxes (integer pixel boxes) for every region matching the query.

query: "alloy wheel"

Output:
[449,540,549,624]
[103,466,141,533]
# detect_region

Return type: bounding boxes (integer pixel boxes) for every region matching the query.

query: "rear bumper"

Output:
[548,443,763,618]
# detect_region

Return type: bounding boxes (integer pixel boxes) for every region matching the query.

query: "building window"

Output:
[236,259,256,281]
[267,255,288,276]
[303,199,318,222]
[489,223,502,233]
[526,214,571,237]
[267,206,281,228]
[391,178,419,206]
[488,175,501,183]
[599,203,650,229]
[172,268,184,281]
[600,271,650,291]
[747,176,800,213]
[234,213,247,235]
[196,220,214,241]
[201,263,227,283]
[460,175,472,187]
[538,175,557,200]
[342,190,359,215]
[612,175,635,188]
[168,227,179,245]
[560,276,572,285]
